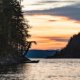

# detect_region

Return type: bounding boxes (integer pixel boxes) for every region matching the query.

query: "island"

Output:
[48,33,80,58]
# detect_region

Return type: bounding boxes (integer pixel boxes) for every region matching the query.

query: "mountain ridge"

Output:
[26,50,57,58]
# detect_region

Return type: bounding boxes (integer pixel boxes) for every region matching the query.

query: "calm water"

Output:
[0,59,80,80]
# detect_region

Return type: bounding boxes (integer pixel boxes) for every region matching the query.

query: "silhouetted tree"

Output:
[0,0,30,61]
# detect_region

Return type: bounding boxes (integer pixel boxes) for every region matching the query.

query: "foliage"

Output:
[0,0,30,57]
[53,33,80,58]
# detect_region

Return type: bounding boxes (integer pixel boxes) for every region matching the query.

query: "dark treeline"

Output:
[52,33,80,58]
[0,0,31,64]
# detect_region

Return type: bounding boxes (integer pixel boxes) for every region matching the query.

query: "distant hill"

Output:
[53,33,80,58]
[26,50,57,58]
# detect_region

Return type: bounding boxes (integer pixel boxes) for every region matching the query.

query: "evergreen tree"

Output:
[0,0,30,60]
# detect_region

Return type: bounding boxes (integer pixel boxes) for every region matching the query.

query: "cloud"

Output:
[32,0,74,5]
[24,3,80,21]
[38,0,74,3]
[37,36,68,42]
[48,19,57,22]
[49,37,68,42]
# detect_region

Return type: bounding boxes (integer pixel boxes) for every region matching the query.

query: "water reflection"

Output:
[0,64,27,80]
[0,59,80,80]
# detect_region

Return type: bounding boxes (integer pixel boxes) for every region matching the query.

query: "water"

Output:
[0,59,80,80]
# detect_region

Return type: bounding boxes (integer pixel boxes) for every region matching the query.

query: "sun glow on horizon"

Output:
[24,14,80,50]
[22,0,80,50]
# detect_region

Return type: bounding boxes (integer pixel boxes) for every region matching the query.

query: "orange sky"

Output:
[22,0,80,50]
[24,15,80,50]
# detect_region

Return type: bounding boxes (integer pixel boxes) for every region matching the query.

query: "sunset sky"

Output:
[21,0,80,50]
